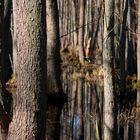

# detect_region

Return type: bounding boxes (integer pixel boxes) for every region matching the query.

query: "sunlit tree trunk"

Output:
[103,0,117,139]
[11,0,17,77]
[78,0,85,64]
[46,0,66,139]
[7,0,47,139]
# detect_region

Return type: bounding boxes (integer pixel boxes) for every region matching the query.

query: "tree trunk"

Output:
[3,0,12,82]
[136,1,140,139]
[103,0,117,140]
[114,0,120,68]
[78,0,85,64]
[7,0,47,139]
[77,77,84,139]
[46,0,66,139]
[119,0,128,97]
[127,0,136,75]
[0,101,9,140]
[0,2,10,139]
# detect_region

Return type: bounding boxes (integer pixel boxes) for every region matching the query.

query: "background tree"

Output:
[3,0,12,82]
[0,1,10,139]
[136,1,140,139]
[119,0,128,99]
[78,0,85,64]
[46,0,66,139]
[103,0,116,139]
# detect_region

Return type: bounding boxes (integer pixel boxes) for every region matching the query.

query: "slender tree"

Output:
[119,0,128,98]
[0,1,10,139]
[7,0,47,139]
[77,77,84,139]
[103,0,117,139]
[78,0,85,64]
[3,0,12,82]
[136,1,140,139]
[46,0,66,139]
[0,1,3,87]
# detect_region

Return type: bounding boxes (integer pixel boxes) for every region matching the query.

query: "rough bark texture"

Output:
[103,0,116,140]
[7,0,47,139]
[46,0,66,140]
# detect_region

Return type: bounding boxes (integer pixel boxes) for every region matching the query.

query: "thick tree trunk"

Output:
[103,0,117,140]
[46,0,66,140]
[7,0,47,139]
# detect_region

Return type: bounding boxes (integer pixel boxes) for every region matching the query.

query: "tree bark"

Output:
[7,0,47,139]
[119,0,128,97]
[0,100,9,140]
[3,0,12,82]
[0,1,10,139]
[78,0,85,64]
[46,0,66,139]
[103,0,117,140]
[77,77,84,140]
[136,1,140,139]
